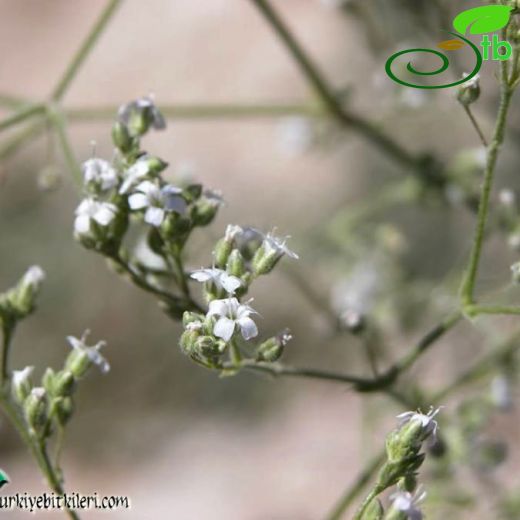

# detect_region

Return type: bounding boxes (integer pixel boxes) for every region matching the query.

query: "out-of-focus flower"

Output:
[66,330,110,375]
[118,96,166,134]
[82,158,118,191]
[21,266,45,292]
[128,181,186,227]
[207,297,258,342]
[397,407,440,442]
[388,487,427,520]
[276,117,314,156]
[74,199,117,237]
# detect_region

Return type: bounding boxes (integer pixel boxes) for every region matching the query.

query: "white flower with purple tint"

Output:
[67,330,110,374]
[118,96,166,130]
[389,487,427,520]
[74,199,117,237]
[128,181,186,227]
[82,158,118,191]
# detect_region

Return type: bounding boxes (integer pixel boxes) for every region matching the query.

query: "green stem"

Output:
[0,120,46,162]
[326,450,386,520]
[51,0,123,101]
[0,394,80,519]
[353,486,383,520]
[462,104,488,147]
[460,80,515,307]
[1,322,15,386]
[0,104,45,133]
[49,109,82,186]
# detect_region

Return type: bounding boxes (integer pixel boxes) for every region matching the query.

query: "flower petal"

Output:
[144,207,165,227]
[213,317,235,342]
[237,317,258,340]
[128,193,149,210]
[220,274,241,294]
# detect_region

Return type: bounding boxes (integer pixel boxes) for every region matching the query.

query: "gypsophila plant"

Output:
[0,267,109,519]
[4,0,520,518]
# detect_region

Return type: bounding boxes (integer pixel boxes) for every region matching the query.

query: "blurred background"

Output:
[1,0,520,518]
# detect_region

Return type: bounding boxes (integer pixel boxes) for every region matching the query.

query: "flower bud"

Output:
[179,327,201,356]
[54,370,76,397]
[252,233,298,276]
[24,387,49,438]
[112,121,133,154]
[53,396,74,426]
[457,74,480,106]
[226,250,246,278]
[256,329,292,362]
[11,366,34,404]
[9,266,45,317]
[191,190,223,227]
[214,225,243,268]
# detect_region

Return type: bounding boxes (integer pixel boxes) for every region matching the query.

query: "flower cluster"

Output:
[12,330,109,440]
[179,225,298,368]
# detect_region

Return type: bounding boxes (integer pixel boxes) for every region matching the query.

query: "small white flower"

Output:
[191,268,242,294]
[82,158,118,191]
[74,198,117,236]
[264,231,299,260]
[499,189,516,208]
[207,297,259,342]
[12,366,34,389]
[118,96,166,130]
[67,330,110,374]
[396,407,441,440]
[462,72,480,89]
[224,224,244,242]
[119,157,153,194]
[30,387,46,400]
[389,487,427,520]
[22,266,46,290]
[128,181,187,227]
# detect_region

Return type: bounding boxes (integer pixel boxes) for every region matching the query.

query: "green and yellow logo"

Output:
[0,469,9,489]
[386,5,514,89]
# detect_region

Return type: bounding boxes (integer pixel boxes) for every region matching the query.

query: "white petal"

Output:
[220,274,241,294]
[213,317,236,341]
[135,180,157,196]
[74,215,91,234]
[238,317,258,340]
[94,206,115,226]
[207,299,230,317]
[191,270,212,282]
[128,193,149,210]
[144,207,164,227]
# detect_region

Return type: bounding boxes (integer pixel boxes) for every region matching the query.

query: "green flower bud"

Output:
[256,329,292,362]
[54,370,76,397]
[24,387,49,438]
[179,325,202,356]
[8,266,45,318]
[145,156,168,176]
[182,311,205,328]
[226,250,246,278]
[214,225,243,268]
[42,367,56,394]
[11,366,34,404]
[183,184,203,203]
[64,332,110,378]
[252,232,298,276]
[53,396,74,426]
[191,190,223,227]
[112,121,133,154]
[457,74,480,106]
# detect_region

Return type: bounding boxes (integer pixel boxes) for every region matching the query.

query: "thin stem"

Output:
[0,120,46,162]
[326,450,386,520]
[49,109,82,186]
[0,322,14,385]
[51,0,122,101]
[0,394,79,519]
[0,104,45,134]
[65,102,322,121]
[460,74,515,306]
[466,304,520,317]
[462,105,488,147]
[353,486,382,520]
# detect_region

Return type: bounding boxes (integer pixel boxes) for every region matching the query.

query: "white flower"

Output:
[128,181,187,227]
[119,157,153,194]
[13,366,34,386]
[224,224,244,242]
[30,387,46,400]
[499,189,516,208]
[462,72,480,89]
[118,96,166,130]
[207,297,259,342]
[67,331,110,374]
[191,268,242,294]
[264,231,299,260]
[389,487,427,520]
[396,407,441,440]
[82,158,118,191]
[22,266,46,290]
[74,198,117,236]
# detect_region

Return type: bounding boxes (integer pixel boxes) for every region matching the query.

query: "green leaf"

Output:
[453,5,512,35]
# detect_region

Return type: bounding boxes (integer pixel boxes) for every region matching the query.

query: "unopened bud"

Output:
[11,366,34,404]
[457,74,480,106]
[24,387,48,438]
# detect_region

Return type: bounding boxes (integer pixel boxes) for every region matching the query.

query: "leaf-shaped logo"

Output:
[0,469,9,489]
[453,5,513,35]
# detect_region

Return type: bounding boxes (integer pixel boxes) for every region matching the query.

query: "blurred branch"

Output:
[0,104,45,133]
[249,0,425,172]
[51,0,123,101]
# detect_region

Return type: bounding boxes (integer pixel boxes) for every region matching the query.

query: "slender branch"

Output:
[462,105,488,147]
[460,61,516,307]
[0,394,80,519]
[326,450,386,520]
[466,304,520,317]
[0,104,45,134]
[0,322,15,385]
[249,0,422,171]
[51,0,123,101]
[0,120,46,162]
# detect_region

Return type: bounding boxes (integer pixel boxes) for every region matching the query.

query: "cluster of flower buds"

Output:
[11,331,109,440]
[359,409,439,519]
[74,96,223,265]
[0,266,45,327]
[179,225,298,369]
